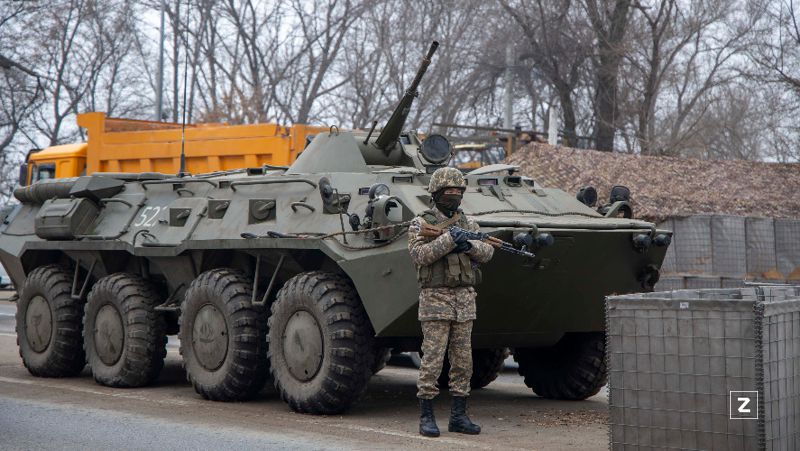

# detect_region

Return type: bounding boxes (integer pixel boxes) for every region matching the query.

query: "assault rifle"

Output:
[418,223,536,258]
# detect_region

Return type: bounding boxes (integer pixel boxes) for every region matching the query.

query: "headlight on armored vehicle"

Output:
[420,134,452,164]
[654,233,671,247]
[513,232,534,250]
[536,233,554,247]
[632,233,652,252]
[367,183,390,199]
[514,231,554,251]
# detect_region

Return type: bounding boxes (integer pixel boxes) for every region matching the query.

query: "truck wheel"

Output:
[84,273,167,387]
[268,271,375,414]
[179,268,268,401]
[514,332,606,400]
[437,347,510,390]
[16,265,85,377]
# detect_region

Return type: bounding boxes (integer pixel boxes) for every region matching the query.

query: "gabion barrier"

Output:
[606,286,800,450]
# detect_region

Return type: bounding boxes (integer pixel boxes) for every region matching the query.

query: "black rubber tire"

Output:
[83,273,167,387]
[514,332,607,400]
[371,347,392,375]
[437,347,510,390]
[179,268,268,401]
[16,265,86,377]
[268,271,375,414]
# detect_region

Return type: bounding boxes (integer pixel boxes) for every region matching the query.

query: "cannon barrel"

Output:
[373,41,439,152]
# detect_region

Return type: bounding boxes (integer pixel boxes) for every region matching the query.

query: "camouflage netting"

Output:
[505,143,800,223]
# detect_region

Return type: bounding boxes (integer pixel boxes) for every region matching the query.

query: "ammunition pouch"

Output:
[418,252,477,288]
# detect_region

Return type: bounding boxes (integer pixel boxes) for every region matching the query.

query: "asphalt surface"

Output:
[0,294,609,450]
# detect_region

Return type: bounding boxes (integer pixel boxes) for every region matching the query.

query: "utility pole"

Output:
[503,46,515,156]
[548,106,558,145]
[155,0,166,121]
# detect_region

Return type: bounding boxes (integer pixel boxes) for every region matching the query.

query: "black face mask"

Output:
[434,192,462,215]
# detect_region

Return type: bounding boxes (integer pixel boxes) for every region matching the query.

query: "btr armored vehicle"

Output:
[0,42,670,414]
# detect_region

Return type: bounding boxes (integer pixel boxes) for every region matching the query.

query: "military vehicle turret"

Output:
[0,42,671,414]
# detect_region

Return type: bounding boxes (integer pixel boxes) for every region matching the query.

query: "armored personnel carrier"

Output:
[0,42,670,414]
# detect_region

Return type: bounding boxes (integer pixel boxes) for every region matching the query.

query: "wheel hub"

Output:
[192,304,228,370]
[25,295,52,353]
[282,310,323,382]
[94,304,125,365]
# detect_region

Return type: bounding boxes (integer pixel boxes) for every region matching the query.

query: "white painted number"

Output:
[737,397,751,413]
[133,206,164,227]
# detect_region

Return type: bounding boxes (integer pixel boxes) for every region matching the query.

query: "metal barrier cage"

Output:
[606,286,800,451]
[655,215,800,291]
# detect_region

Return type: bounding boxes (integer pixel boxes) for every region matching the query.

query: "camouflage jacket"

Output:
[408,208,494,321]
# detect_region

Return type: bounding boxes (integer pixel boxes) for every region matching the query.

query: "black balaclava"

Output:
[433,189,462,216]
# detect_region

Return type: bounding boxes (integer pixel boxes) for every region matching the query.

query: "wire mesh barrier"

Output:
[655,216,800,290]
[606,286,800,450]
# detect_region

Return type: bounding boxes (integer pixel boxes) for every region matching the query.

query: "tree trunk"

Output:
[558,87,578,146]
[586,0,632,151]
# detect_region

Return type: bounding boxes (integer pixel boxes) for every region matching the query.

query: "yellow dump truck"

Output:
[20,112,328,185]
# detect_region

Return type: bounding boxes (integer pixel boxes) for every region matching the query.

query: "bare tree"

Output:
[622,0,708,155]
[20,0,142,145]
[0,62,43,202]
[584,0,632,151]
[1,0,795,173]
[325,1,396,128]
[749,0,800,93]
[0,3,44,201]
[499,0,593,145]
[615,0,759,158]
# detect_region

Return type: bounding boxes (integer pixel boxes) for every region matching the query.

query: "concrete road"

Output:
[0,295,608,450]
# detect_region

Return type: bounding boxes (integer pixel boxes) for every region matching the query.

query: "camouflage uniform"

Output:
[408,174,494,400]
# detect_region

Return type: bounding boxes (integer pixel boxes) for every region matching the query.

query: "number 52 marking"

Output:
[133,206,164,227]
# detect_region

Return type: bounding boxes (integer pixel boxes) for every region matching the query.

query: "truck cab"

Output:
[19,143,88,186]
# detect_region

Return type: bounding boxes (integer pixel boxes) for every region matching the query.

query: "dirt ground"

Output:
[0,295,609,450]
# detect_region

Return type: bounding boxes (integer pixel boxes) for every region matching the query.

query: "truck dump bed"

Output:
[25,113,327,182]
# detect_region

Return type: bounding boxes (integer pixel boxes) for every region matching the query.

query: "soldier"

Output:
[407,166,494,437]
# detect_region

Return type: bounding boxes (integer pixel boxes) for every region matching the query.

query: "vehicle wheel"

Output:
[179,268,268,401]
[371,347,391,375]
[437,347,510,390]
[84,273,167,387]
[16,265,85,377]
[268,271,375,414]
[514,332,606,400]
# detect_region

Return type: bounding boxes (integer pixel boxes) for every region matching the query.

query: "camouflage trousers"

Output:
[416,319,473,399]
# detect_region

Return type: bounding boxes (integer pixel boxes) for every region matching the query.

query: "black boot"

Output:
[448,396,481,434]
[419,398,440,437]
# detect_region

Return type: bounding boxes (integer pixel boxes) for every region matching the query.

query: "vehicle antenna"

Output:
[178,0,191,177]
[363,120,378,145]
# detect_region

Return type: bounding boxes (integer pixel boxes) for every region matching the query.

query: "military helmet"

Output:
[427,167,466,193]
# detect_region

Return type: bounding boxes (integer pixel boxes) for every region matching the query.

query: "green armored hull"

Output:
[0,42,670,414]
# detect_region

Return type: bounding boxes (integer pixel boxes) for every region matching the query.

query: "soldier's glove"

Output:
[449,227,470,245]
[454,240,473,253]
